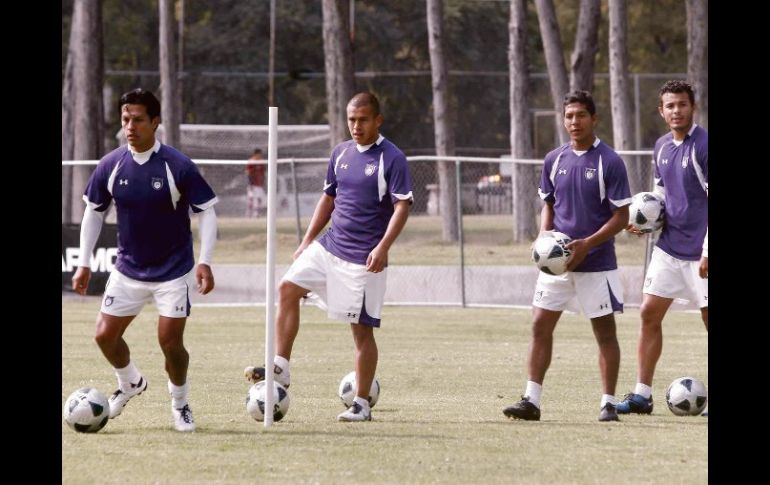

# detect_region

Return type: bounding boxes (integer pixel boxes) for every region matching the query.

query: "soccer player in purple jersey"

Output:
[503,91,632,422]
[616,80,708,416]
[245,92,413,422]
[71,89,219,432]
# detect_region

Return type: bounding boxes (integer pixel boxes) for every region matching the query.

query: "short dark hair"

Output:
[119,88,161,119]
[348,92,380,116]
[252,148,263,156]
[658,80,695,106]
[562,90,596,116]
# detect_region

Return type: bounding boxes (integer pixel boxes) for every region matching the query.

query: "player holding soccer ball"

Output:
[245,92,413,422]
[503,91,631,422]
[617,80,708,416]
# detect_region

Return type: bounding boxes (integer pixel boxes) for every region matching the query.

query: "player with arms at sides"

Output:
[245,148,266,218]
[503,90,632,422]
[616,80,708,416]
[71,88,218,432]
[244,92,413,422]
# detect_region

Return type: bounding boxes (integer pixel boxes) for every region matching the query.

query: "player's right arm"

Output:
[72,158,115,295]
[294,194,335,260]
[72,205,105,295]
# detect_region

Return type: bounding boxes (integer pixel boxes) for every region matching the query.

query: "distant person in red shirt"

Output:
[246,148,266,217]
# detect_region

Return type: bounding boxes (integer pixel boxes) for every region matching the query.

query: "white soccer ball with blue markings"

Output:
[532,231,572,275]
[338,371,380,408]
[63,387,110,433]
[666,376,708,416]
[246,381,290,422]
[628,192,665,233]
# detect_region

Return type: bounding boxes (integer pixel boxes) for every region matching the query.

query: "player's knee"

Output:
[158,335,185,355]
[278,280,305,302]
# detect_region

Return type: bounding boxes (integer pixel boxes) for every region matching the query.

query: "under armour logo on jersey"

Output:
[681,155,689,168]
[119,179,129,185]
[340,163,349,169]
[599,303,608,310]
[365,163,377,176]
[175,305,184,312]
[347,312,358,318]
[558,169,567,175]
[152,177,164,190]
[661,159,669,165]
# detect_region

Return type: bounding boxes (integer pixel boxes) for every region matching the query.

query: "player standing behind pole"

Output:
[503,90,632,423]
[616,80,708,416]
[245,148,266,218]
[244,92,413,422]
[71,88,219,432]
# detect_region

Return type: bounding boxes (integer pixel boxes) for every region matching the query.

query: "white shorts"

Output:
[101,270,191,318]
[644,247,708,308]
[282,241,387,327]
[532,270,624,319]
[247,185,266,201]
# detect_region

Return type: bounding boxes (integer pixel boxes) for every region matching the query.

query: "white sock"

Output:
[115,361,142,392]
[168,381,190,409]
[353,396,370,412]
[601,394,618,408]
[524,381,542,408]
[274,355,291,384]
[634,383,653,399]
[274,355,290,373]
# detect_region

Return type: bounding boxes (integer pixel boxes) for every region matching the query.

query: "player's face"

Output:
[121,104,160,152]
[563,102,597,147]
[659,92,694,133]
[347,104,383,146]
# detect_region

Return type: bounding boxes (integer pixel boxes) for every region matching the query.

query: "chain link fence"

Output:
[62,148,656,308]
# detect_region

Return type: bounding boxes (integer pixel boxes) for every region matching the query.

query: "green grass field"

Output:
[200,215,649,266]
[62,301,707,483]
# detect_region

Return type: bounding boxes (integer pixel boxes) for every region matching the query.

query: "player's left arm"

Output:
[697,141,708,279]
[367,200,411,273]
[195,206,217,294]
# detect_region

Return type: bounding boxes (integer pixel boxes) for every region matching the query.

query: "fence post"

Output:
[455,158,465,307]
[290,158,303,245]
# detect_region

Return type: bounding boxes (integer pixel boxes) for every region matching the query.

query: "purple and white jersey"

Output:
[83,142,218,282]
[318,135,413,265]
[538,137,632,272]
[653,124,708,261]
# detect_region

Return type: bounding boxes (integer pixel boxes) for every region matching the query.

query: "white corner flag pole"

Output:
[264,106,278,428]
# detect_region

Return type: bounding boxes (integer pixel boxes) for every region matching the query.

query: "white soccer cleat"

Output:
[172,404,196,432]
[108,377,148,419]
[243,365,290,388]
[337,402,371,422]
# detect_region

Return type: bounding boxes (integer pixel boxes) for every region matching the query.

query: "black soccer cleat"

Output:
[503,396,541,421]
[598,402,620,422]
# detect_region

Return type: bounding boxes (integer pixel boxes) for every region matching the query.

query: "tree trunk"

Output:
[510,0,537,242]
[570,0,600,92]
[321,0,355,148]
[686,0,707,129]
[534,0,569,145]
[62,22,76,223]
[160,0,180,147]
[608,0,639,193]
[72,0,104,223]
[427,0,458,242]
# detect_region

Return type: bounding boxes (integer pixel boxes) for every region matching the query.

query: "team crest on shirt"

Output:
[681,155,689,168]
[365,163,377,176]
[584,168,596,180]
[151,177,164,190]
